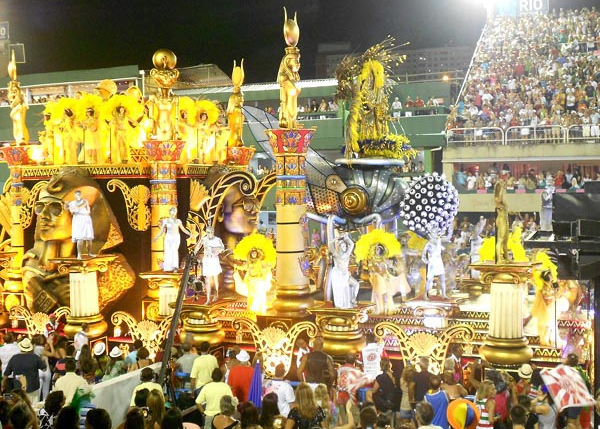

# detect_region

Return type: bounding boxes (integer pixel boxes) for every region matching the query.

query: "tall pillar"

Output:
[266,128,315,317]
[472,262,536,365]
[0,147,29,294]
[50,256,116,339]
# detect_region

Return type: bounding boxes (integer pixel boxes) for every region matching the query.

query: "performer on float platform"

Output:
[195,227,225,303]
[65,190,95,259]
[153,207,191,272]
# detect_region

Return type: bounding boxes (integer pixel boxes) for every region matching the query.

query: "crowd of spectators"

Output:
[260,99,339,119]
[447,8,600,143]
[455,162,599,192]
[0,303,595,429]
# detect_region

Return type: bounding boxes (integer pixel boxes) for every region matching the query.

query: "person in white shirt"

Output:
[391,97,403,118]
[53,358,90,405]
[263,364,295,417]
[0,332,20,374]
[73,323,89,358]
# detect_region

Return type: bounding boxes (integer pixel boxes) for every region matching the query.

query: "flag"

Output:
[248,362,263,409]
[540,365,595,411]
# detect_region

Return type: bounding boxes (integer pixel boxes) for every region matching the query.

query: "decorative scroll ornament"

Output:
[186,169,269,247]
[111,311,173,358]
[232,318,318,378]
[19,181,48,229]
[373,322,475,375]
[10,305,70,336]
[106,179,151,231]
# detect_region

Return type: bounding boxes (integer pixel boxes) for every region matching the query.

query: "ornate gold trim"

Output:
[106,179,151,231]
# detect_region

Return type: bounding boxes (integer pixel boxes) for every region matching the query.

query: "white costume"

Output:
[330,234,356,309]
[67,199,94,242]
[160,217,185,271]
[200,235,225,276]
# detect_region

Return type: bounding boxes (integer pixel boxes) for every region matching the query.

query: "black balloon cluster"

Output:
[400,173,459,237]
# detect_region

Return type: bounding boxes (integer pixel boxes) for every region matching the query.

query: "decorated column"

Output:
[50,256,116,339]
[473,263,536,365]
[266,129,315,317]
[143,49,185,318]
[0,147,29,295]
[264,8,315,317]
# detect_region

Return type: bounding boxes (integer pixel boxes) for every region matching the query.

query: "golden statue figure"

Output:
[102,94,142,164]
[494,179,509,263]
[22,168,135,313]
[55,98,82,165]
[227,59,245,148]
[177,97,197,163]
[148,49,180,141]
[76,93,104,164]
[39,102,56,165]
[195,100,220,164]
[7,52,29,145]
[277,8,301,129]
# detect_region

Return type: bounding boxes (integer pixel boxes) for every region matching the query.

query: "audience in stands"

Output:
[448,8,600,144]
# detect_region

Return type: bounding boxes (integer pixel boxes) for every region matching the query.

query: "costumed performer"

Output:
[233,233,275,314]
[354,229,401,315]
[422,231,447,299]
[65,190,95,259]
[153,207,192,272]
[195,226,225,303]
[329,232,358,309]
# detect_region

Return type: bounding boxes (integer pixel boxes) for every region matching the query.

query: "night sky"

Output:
[2,0,598,83]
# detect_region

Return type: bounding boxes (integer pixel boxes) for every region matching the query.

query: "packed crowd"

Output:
[454,163,599,192]
[447,8,600,141]
[0,311,596,429]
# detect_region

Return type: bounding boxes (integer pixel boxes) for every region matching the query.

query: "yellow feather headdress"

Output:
[100,93,143,122]
[50,97,79,121]
[179,96,197,126]
[75,93,103,122]
[233,233,276,266]
[195,99,220,125]
[354,229,401,263]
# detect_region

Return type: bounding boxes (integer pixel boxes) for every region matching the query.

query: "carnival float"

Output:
[0,7,592,388]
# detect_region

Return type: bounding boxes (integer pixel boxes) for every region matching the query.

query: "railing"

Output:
[446,125,600,146]
[505,125,565,145]
[446,127,504,146]
[567,125,600,144]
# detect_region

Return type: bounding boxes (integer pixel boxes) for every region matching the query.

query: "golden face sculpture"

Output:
[34,196,71,242]
[223,191,259,235]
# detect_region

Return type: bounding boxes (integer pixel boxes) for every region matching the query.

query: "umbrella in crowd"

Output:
[540,365,595,411]
[248,361,263,409]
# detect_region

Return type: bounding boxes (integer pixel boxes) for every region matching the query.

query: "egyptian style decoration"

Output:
[148,49,180,141]
[111,311,172,358]
[228,60,245,148]
[278,8,301,129]
[0,12,592,383]
[21,167,135,313]
[186,167,275,291]
[335,37,415,160]
[494,179,509,263]
[233,318,318,378]
[10,305,70,336]
[374,322,475,374]
[7,51,29,145]
[106,180,151,232]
